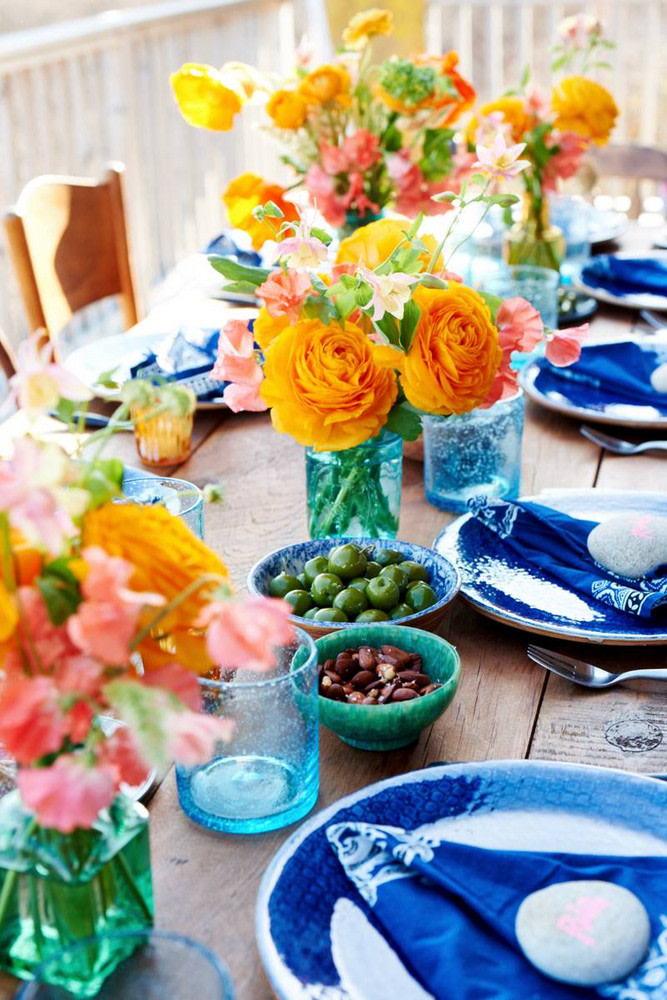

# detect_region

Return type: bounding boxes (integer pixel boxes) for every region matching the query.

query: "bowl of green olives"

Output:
[247,538,460,637]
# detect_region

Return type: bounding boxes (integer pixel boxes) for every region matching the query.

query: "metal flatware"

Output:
[47,410,111,430]
[580,425,667,455]
[527,644,667,689]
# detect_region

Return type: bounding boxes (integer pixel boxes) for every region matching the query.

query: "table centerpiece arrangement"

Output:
[170,8,476,243]
[0,346,296,994]
[464,13,618,269]
[208,142,589,532]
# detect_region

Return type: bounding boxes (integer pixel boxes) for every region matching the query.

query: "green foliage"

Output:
[477,291,504,324]
[75,458,124,510]
[37,559,82,626]
[53,398,79,425]
[379,58,436,108]
[399,299,421,351]
[105,679,179,767]
[207,256,271,287]
[419,128,455,181]
[384,400,423,441]
[311,227,333,246]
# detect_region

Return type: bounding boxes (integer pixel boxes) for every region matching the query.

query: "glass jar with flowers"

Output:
[170,9,476,246]
[0,360,300,994]
[207,146,589,536]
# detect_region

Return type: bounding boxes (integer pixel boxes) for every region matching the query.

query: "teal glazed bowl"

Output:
[309,624,461,751]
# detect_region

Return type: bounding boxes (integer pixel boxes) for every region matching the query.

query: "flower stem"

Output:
[129,573,229,649]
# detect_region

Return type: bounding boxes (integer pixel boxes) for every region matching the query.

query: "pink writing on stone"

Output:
[631,516,655,539]
[556,895,611,947]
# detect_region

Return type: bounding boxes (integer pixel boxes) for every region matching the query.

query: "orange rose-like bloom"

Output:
[260,319,398,451]
[170,63,243,131]
[379,52,474,126]
[401,284,502,416]
[466,96,536,146]
[551,76,618,147]
[335,218,440,271]
[298,64,351,106]
[222,173,300,250]
[266,89,308,130]
[253,308,290,350]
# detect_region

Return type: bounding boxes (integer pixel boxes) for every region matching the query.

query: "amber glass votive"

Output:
[131,406,194,467]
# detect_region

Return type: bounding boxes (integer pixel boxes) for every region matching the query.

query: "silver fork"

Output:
[580,425,667,455]
[527,644,667,689]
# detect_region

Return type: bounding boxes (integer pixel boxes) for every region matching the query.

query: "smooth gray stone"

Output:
[650,362,667,394]
[515,879,650,987]
[587,513,667,578]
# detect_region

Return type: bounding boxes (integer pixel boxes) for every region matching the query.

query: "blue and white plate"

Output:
[519,338,667,429]
[256,760,667,1000]
[435,489,667,645]
[574,251,667,311]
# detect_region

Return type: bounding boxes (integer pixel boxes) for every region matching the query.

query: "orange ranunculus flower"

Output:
[335,217,440,271]
[401,284,501,416]
[222,173,300,250]
[551,76,618,147]
[253,308,290,350]
[298,64,351,106]
[260,319,399,451]
[377,52,474,125]
[465,96,535,146]
[170,63,243,131]
[0,583,17,643]
[342,8,394,49]
[266,89,308,130]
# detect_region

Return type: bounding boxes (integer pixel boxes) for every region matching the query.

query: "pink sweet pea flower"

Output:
[474,132,531,181]
[55,654,104,698]
[10,331,93,415]
[0,675,66,765]
[80,547,163,606]
[543,131,588,192]
[222,380,267,412]
[8,586,79,675]
[256,271,312,322]
[18,755,116,832]
[211,319,260,384]
[98,727,152,789]
[496,297,544,353]
[545,324,590,366]
[66,700,94,743]
[198,596,295,673]
[305,163,336,199]
[141,662,201,711]
[167,712,234,766]
[319,140,350,175]
[342,131,381,172]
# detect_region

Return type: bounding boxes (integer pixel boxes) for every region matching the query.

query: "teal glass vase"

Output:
[0,791,153,997]
[305,431,402,539]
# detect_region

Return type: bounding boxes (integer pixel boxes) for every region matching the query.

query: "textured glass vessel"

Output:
[503,191,565,272]
[120,477,204,539]
[306,432,402,540]
[423,393,525,513]
[483,264,560,331]
[0,792,153,997]
[131,406,194,467]
[337,208,384,241]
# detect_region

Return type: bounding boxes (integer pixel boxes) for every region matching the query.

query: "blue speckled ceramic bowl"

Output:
[247,538,460,638]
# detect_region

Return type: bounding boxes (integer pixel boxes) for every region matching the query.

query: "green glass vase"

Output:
[0,791,153,997]
[337,208,384,241]
[305,431,402,539]
[503,191,565,272]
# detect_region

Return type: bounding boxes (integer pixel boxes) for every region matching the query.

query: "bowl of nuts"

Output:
[247,538,460,638]
[294,623,461,750]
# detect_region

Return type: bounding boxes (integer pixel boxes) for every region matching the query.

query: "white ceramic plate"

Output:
[589,209,628,245]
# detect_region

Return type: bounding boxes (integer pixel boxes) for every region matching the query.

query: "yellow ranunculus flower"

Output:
[298,64,351,106]
[266,89,308,130]
[253,308,290,350]
[260,319,399,451]
[466,96,535,146]
[222,173,300,250]
[401,284,501,416]
[551,76,618,146]
[170,63,243,131]
[342,8,393,49]
[335,218,440,271]
[0,583,17,643]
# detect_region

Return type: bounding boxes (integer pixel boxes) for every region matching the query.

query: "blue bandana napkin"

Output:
[130,328,222,402]
[540,342,667,408]
[204,231,262,267]
[327,821,667,999]
[581,256,667,298]
[469,497,667,619]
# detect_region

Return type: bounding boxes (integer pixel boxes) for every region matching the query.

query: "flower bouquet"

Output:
[464,13,618,269]
[170,8,476,244]
[0,358,295,992]
[208,153,588,536]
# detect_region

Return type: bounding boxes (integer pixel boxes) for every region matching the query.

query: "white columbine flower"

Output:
[359,265,418,322]
[474,132,531,181]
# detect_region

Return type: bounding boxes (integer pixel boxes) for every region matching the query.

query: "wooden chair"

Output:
[588,144,667,217]
[3,164,139,357]
[0,329,17,381]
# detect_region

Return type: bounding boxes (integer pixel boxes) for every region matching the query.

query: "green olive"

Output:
[364,561,382,578]
[314,607,348,623]
[405,581,437,612]
[302,606,320,620]
[389,602,413,620]
[398,560,430,583]
[284,589,314,616]
[375,548,403,567]
[366,576,401,611]
[269,572,301,598]
[327,543,368,581]
[303,556,329,586]
[310,573,344,607]
[348,577,369,593]
[297,572,308,588]
[333,587,369,618]
[355,609,389,623]
[379,564,409,595]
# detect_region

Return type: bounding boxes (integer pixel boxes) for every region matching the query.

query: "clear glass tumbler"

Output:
[423,391,525,513]
[120,476,204,539]
[175,629,319,834]
[15,930,234,1000]
[549,194,592,283]
[482,264,560,330]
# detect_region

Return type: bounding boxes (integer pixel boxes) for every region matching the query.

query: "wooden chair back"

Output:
[0,329,16,381]
[3,164,139,352]
[588,144,667,216]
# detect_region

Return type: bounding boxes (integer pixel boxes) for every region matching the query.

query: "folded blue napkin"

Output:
[204,231,262,267]
[130,328,222,402]
[581,256,667,298]
[542,342,667,408]
[469,497,667,619]
[328,820,667,999]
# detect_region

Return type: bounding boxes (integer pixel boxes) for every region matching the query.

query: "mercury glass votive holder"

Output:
[175,629,319,834]
[131,405,194,467]
[423,391,525,513]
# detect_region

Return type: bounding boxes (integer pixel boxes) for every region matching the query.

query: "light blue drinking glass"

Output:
[482,264,560,330]
[176,629,319,834]
[549,194,592,283]
[120,476,204,539]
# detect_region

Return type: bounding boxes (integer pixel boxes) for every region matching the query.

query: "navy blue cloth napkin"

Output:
[327,821,667,999]
[204,232,262,267]
[541,342,667,408]
[469,497,667,619]
[581,256,667,298]
[130,328,222,402]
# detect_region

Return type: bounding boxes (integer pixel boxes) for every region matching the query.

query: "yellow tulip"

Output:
[170,63,243,131]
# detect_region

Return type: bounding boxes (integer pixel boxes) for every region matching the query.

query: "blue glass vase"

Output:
[423,392,525,513]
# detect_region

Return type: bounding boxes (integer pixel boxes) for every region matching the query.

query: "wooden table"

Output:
[2,230,667,999]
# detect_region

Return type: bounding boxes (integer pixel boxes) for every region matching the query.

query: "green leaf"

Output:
[311,227,333,246]
[75,457,124,509]
[419,128,455,181]
[207,256,271,286]
[263,201,285,218]
[399,300,421,351]
[520,65,531,89]
[417,274,448,289]
[383,122,403,152]
[221,280,260,296]
[385,401,423,441]
[375,314,401,346]
[551,53,567,72]
[95,367,121,390]
[37,558,82,625]
[53,397,78,424]
[477,290,504,324]
[487,193,520,208]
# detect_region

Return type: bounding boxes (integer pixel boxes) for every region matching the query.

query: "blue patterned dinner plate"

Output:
[256,761,667,1000]
[574,251,667,311]
[435,489,667,645]
[519,337,667,429]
